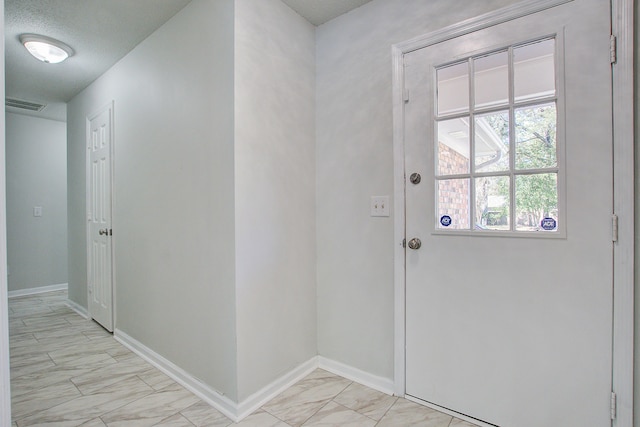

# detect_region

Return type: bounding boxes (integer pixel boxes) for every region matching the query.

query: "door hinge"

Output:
[108,228,113,236]
[610,35,617,64]
[404,89,410,103]
[612,214,618,242]
[610,391,617,420]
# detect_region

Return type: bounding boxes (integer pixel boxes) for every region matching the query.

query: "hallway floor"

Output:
[9,291,478,426]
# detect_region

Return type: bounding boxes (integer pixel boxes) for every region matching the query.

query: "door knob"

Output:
[407,238,421,250]
[410,173,421,184]
[99,229,108,236]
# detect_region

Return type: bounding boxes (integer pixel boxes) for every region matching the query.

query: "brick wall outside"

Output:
[437,142,470,229]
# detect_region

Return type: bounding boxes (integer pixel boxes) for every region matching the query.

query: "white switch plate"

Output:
[371,196,390,217]
[33,206,43,217]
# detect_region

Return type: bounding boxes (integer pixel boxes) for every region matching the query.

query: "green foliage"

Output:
[515,104,557,170]
[513,103,558,227]
[483,103,558,229]
[516,173,558,227]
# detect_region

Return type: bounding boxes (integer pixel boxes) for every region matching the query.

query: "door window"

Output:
[434,38,560,233]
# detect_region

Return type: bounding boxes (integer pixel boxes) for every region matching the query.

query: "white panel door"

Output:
[404,1,613,426]
[88,106,113,332]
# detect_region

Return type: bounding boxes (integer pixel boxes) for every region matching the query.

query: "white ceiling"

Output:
[4,0,192,121]
[282,0,373,26]
[4,0,372,122]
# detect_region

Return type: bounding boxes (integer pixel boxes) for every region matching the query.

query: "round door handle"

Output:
[407,238,421,250]
[409,173,421,184]
[99,229,108,235]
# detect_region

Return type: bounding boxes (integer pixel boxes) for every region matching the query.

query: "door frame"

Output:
[85,101,116,330]
[391,0,634,425]
[0,1,10,423]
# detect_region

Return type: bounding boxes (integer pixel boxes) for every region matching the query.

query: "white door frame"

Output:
[86,101,116,330]
[391,0,634,425]
[610,0,634,424]
[0,1,11,423]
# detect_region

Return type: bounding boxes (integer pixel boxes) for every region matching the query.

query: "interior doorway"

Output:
[87,103,114,332]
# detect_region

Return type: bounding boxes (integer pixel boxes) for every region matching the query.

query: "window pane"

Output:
[437,62,469,115]
[437,118,470,175]
[475,176,510,230]
[474,51,508,109]
[515,103,557,169]
[437,179,470,229]
[514,39,555,103]
[515,173,558,231]
[474,111,509,173]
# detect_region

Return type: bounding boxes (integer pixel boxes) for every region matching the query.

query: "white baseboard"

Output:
[114,329,239,421]
[236,357,319,420]
[111,330,395,422]
[65,298,89,319]
[8,283,68,298]
[114,329,314,422]
[318,356,395,396]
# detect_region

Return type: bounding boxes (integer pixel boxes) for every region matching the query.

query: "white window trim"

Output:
[432,38,565,236]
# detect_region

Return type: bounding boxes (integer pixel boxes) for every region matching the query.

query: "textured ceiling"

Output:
[4,0,192,120]
[4,0,372,121]
[283,0,373,26]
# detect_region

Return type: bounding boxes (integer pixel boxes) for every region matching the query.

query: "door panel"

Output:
[404,2,612,426]
[88,106,113,332]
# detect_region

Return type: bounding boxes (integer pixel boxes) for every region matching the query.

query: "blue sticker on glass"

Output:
[440,215,452,227]
[540,217,557,231]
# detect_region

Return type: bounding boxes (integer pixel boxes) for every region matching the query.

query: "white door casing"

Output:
[395,1,621,426]
[610,1,635,425]
[0,0,10,420]
[87,103,114,332]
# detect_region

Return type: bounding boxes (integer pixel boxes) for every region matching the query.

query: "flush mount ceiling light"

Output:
[19,34,74,64]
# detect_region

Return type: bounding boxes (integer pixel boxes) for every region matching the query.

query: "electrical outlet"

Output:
[371,196,390,217]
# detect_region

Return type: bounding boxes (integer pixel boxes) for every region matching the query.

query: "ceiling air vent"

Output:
[5,98,46,112]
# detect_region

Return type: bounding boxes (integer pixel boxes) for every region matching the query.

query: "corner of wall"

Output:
[234,0,317,402]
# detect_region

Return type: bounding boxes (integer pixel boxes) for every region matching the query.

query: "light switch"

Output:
[33,206,42,217]
[371,196,390,217]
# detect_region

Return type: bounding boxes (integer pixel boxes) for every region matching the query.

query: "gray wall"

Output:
[234,0,316,401]
[67,0,238,400]
[315,0,522,381]
[6,113,67,292]
[67,0,318,404]
[62,0,640,415]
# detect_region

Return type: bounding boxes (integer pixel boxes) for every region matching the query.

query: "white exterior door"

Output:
[403,1,613,426]
[88,105,113,332]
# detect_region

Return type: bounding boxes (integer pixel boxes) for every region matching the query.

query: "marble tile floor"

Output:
[9,291,478,427]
